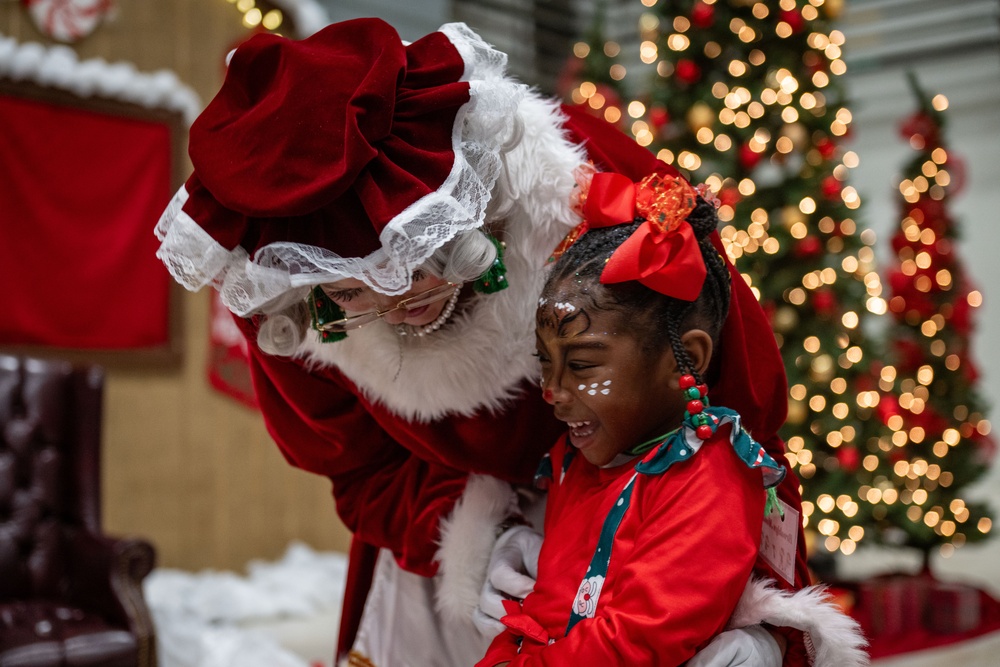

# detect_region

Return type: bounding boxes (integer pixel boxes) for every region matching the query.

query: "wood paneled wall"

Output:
[0,0,351,571]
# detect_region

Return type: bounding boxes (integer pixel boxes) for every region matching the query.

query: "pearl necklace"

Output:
[396,286,461,337]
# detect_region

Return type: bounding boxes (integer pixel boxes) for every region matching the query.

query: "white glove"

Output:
[472,525,543,637]
[686,626,783,667]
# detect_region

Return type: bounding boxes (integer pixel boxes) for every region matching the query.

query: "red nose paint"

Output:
[543,388,554,402]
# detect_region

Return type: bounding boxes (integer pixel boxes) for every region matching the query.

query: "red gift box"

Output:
[927,582,982,634]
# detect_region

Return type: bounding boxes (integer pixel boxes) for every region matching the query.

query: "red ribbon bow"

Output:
[582,172,707,301]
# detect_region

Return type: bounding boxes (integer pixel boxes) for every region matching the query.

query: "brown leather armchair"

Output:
[0,355,157,667]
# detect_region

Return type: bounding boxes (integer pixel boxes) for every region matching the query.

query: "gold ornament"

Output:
[788,399,808,425]
[810,354,835,382]
[773,306,799,333]
[782,122,809,152]
[687,102,715,132]
[781,205,806,229]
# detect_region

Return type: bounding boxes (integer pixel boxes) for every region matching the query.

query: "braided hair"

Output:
[541,195,731,385]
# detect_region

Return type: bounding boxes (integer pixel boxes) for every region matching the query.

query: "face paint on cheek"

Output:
[583,378,612,397]
[543,388,553,402]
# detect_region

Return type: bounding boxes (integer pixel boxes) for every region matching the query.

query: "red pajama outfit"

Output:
[479,423,772,666]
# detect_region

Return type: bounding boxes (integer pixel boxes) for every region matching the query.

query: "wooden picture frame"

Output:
[0,57,194,369]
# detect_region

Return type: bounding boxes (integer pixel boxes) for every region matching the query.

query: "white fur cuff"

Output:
[729,578,870,667]
[434,474,519,623]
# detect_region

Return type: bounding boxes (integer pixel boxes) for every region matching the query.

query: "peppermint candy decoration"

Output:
[23,0,113,43]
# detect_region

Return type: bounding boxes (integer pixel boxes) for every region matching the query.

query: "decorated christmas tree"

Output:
[565,0,901,558]
[562,2,630,125]
[875,74,994,557]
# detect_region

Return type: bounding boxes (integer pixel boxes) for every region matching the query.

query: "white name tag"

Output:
[759,498,799,585]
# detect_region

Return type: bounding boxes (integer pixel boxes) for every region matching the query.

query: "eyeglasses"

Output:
[316,282,460,333]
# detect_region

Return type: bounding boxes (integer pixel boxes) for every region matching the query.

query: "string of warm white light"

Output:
[226,0,284,32]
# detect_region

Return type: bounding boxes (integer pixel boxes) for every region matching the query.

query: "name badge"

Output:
[760,498,799,585]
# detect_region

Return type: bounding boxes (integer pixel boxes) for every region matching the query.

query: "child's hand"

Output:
[473,525,543,636]
[686,626,783,667]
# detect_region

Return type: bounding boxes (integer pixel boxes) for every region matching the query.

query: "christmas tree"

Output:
[876,74,994,558]
[565,0,899,558]
[562,2,630,126]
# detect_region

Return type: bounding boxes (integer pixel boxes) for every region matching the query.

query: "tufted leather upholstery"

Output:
[0,355,156,667]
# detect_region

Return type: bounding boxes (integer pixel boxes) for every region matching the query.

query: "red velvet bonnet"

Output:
[155,19,524,315]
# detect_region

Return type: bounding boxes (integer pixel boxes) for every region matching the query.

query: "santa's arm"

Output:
[242,331,475,576]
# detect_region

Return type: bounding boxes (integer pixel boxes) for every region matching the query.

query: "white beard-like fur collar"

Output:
[297,93,587,422]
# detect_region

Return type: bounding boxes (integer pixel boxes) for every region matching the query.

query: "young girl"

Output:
[476,170,868,666]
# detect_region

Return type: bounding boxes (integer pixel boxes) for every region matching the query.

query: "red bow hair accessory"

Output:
[581,171,707,301]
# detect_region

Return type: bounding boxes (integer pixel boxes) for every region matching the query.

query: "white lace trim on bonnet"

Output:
[154,22,526,316]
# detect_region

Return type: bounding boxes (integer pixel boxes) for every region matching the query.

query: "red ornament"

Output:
[697,383,708,398]
[679,374,697,389]
[717,187,741,208]
[877,393,900,424]
[690,1,716,29]
[892,338,925,372]
[738,143,762,170]
[837,446,860,473]
[675,59,702,85]
[822,175,842,200]
[794,236,823,259]
[687,399,705,415]
[816,137,837,159]
[779,9,805,33]
[899,111,940,147]
[812,288,838,316]
[950,289,974,335]
[648,105,670,129]
[696,424,713,440]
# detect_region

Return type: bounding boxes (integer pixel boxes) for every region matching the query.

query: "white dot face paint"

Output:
[582,377,613,397]
[538,297,548,306]
[554,301,577,313]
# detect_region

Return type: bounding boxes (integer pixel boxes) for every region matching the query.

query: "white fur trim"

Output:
[297,91,587,422]
[434,475,518,623]
[729,578,869,667]
[0,35,200,123]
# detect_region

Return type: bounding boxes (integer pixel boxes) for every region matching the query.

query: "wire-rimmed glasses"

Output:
[315,282,460,333]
